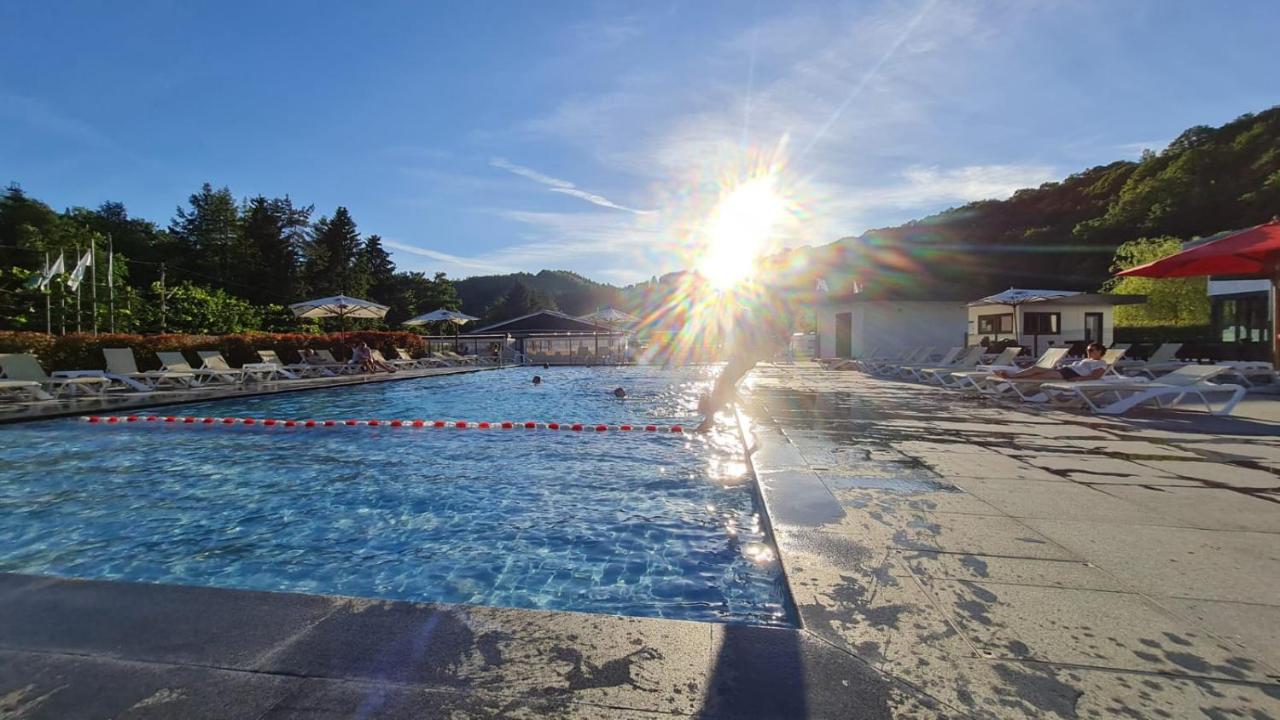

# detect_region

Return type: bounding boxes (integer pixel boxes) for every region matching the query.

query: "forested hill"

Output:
[798,106,1280,300]
[452,270,626,318]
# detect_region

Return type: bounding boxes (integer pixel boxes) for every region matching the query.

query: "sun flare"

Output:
[699,174,787,290]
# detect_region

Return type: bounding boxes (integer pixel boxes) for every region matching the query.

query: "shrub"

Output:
[0,330,430,371]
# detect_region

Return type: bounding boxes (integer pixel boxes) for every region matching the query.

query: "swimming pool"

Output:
[0,366,793,626]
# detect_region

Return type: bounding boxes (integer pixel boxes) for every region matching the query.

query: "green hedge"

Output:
[0,331,428,371]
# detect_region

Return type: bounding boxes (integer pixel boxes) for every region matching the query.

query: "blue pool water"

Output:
[0,366,793,626]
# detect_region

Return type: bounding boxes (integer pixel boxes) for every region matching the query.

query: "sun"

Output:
[698,174,787,290]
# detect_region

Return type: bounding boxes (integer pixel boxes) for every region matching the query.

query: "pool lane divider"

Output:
[79,415,685,433]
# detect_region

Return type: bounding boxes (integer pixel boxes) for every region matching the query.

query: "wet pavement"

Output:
[739,362,1280,719]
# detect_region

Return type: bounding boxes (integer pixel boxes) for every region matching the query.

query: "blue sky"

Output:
[3,1,1278,285]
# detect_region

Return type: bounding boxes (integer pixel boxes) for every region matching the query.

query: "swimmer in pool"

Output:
[613,387,626,399]
[532,375,542,385]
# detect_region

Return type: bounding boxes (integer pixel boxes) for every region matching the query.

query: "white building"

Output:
[966,292,1144,356]
[818,298,969,359]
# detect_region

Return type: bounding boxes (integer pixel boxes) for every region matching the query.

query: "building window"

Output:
[1022,312,1060,334]
[977,313,1014,334]
[1213,293,1270,342]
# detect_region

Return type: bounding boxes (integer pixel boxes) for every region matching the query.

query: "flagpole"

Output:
[75,244,82,333]
[91,241,98,335]
[59,250,66,336]
[44,252,51,335]
[108,233,115,333]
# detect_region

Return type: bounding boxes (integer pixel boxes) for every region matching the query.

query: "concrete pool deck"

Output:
[1,361,1278,717]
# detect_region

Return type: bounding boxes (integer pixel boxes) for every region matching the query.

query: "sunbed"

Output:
[894,347,965,382]
[256,350,331,378]
[1115,342,1184,375]
[866,347,928,376]
[157,351,245,385]
[438,349,486,366]
[977,348,1125,402]
[395,348,447,369]
[103,348,196,390]
[0,378,52,401]
[874,347,935,377]
[933,347,1023,389]
[1041,364,1245,415]
[951,347,1068,394]
[370,349,415,370]
[0,354,109,398]
[199,351,290,382]
[915,347,1008,386]
[314,349,362,375]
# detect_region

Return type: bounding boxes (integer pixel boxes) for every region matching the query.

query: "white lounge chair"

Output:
[103,348,196,390]
[0,354,109,398]
[977,348,1126,402]
[199,351,290,382]
[314,349,361,375]
[157,351,245,385]
[394,348,446,369]
[1042,364,1246,415]
[952,347,1070,394]
[256,350,330,378]
[867,347,928,376]
[1117,342,1185,376]
[893,347,963,380]
[0,378,52,401]
[932,347,1023,388]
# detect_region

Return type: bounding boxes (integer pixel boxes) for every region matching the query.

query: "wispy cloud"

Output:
[0,92,126,154]
[489,157,651,214]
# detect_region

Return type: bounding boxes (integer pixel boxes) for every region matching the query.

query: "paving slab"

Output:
[953,477,1183,525]
[1020,520,1280,605]
[905,451,1064,481]
[892,551,1128,592]
[884,512,1079,561]
[258,598,713,716]
[1179,441,1280,463]
[1096,485,1280,533]
[1018,453,1176,477]
[1166,598,1280,679]
[924,580,1270,682]
[1135,460,1280,489]
[1054,439,1201,458]
[704,622,952,719]
[257,677,674,719]
[0,649,298,720]
[0,573,339,669]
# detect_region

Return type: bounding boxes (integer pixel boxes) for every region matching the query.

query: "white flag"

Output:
[66,250,91,291]
[36,254,65,291]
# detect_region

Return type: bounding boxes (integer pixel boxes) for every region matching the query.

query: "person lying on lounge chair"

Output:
[994,342,1108,382]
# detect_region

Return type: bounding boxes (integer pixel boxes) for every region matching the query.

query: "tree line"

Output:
[0,183,460,334]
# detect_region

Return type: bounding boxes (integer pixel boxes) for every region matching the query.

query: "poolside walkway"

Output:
[740,361,1280,719]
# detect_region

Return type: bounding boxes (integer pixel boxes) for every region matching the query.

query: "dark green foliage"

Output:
[303,207,368,297]
[454,270,623,317]
[481,278,559,324]
[239,195,311,304]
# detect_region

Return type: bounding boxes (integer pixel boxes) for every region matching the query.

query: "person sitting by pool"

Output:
[352,342,396,374]
[995,342,1109,381]
[532,375,542,385]
[300,348,322,365]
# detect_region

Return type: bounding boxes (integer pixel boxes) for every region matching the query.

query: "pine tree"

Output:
[240,196,311,304]
[361,234,396,303]
[169,183,241,288]
[303,206,367,296]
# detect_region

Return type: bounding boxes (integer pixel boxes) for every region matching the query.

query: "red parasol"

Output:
[1117,219,1280,365]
